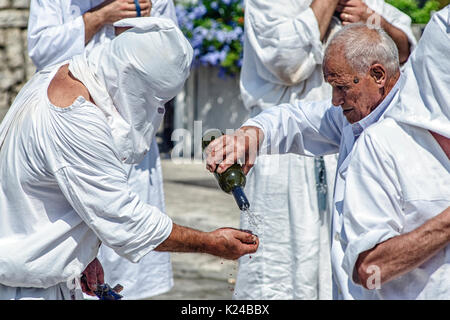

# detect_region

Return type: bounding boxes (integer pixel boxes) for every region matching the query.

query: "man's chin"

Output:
[343,110,356,123]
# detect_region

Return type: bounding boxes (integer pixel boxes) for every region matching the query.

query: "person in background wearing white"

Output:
[0,18,259,300]
[236,0,415,299]
[341,6,450,299]
[26,0,179,299]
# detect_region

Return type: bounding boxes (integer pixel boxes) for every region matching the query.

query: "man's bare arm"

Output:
[336,0,410,63]
[82,0,152,45]
[355,206,450,289]
[155,223,259,260]
[379,16,410,64]
[310,0,340,41]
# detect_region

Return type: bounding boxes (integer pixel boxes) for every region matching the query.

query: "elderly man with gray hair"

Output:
[205,22,404,299]
[341,6,450,299]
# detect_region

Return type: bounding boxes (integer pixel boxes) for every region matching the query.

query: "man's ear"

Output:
[369,64,386,88]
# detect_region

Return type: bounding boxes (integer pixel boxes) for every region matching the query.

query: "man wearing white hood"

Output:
[0,18,259,300]
[27,0,180,300]
[341,6,450,299]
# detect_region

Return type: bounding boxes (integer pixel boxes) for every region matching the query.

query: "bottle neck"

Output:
[231,186,250,211]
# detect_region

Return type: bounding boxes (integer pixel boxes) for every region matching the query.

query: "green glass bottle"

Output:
[202,129,250,211]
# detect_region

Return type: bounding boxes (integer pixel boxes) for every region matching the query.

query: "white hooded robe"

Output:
[0,18,192,300]
[26,0,179,299]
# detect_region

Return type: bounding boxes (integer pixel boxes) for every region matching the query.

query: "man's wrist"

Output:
[82,7,109,45]
[200,231,218,256]
[84,6,107,29]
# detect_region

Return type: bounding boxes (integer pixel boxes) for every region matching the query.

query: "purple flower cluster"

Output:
[176,0,245,77]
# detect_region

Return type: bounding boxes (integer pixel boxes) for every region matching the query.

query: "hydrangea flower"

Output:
[176,0,245,77]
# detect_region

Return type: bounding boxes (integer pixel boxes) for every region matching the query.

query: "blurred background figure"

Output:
[236,0,416,300]
[27,0,178,300]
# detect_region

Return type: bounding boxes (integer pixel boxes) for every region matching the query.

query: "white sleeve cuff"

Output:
[122,212,173,263]
[242,117,271,156]
[342,228,399,284]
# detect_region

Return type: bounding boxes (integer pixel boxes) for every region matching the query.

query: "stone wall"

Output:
[0,0,34,121]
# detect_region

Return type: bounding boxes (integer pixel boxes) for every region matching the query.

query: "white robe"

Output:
[0,64,173,298]
[341,120,450,299]
[242,75,403,299]
[25,0,178,299]
[236,0,415,299]
[341,6,450,299]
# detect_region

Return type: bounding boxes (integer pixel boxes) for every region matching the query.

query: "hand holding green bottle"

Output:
[204,126,264,175]
[203,128,263,211]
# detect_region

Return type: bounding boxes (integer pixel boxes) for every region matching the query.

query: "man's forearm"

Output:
[379,16,410,64]
[155,223,259,260]
[82,0,153,44]
[310,0,340,41]
[83,10,107,45]
[155,223,209,254]
[356,206,450,289]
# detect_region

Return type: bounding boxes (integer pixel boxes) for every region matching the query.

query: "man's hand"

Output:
[83,0,152,44]
[205,126,263,175]
[336,0,371,25]
[97,0,152,25]
[81,258,105,296]
[207,228,259,260]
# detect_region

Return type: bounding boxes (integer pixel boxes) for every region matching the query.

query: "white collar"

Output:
[350,75,403,138]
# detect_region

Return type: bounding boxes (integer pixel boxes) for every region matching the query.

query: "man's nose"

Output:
[332,88,344,107]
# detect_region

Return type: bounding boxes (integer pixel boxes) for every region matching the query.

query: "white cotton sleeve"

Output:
[28,0,86,70]
[245,0,323,86]
[51,102,172,263]
[243,99,342,156]
[341,129,404,283]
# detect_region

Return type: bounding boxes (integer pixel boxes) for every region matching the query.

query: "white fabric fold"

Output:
[386,6,450,138]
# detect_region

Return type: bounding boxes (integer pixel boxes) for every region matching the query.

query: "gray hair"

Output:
[324,23,400,77]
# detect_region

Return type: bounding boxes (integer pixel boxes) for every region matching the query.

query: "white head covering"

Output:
[69,17,193,164]
[386,6,450,138]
